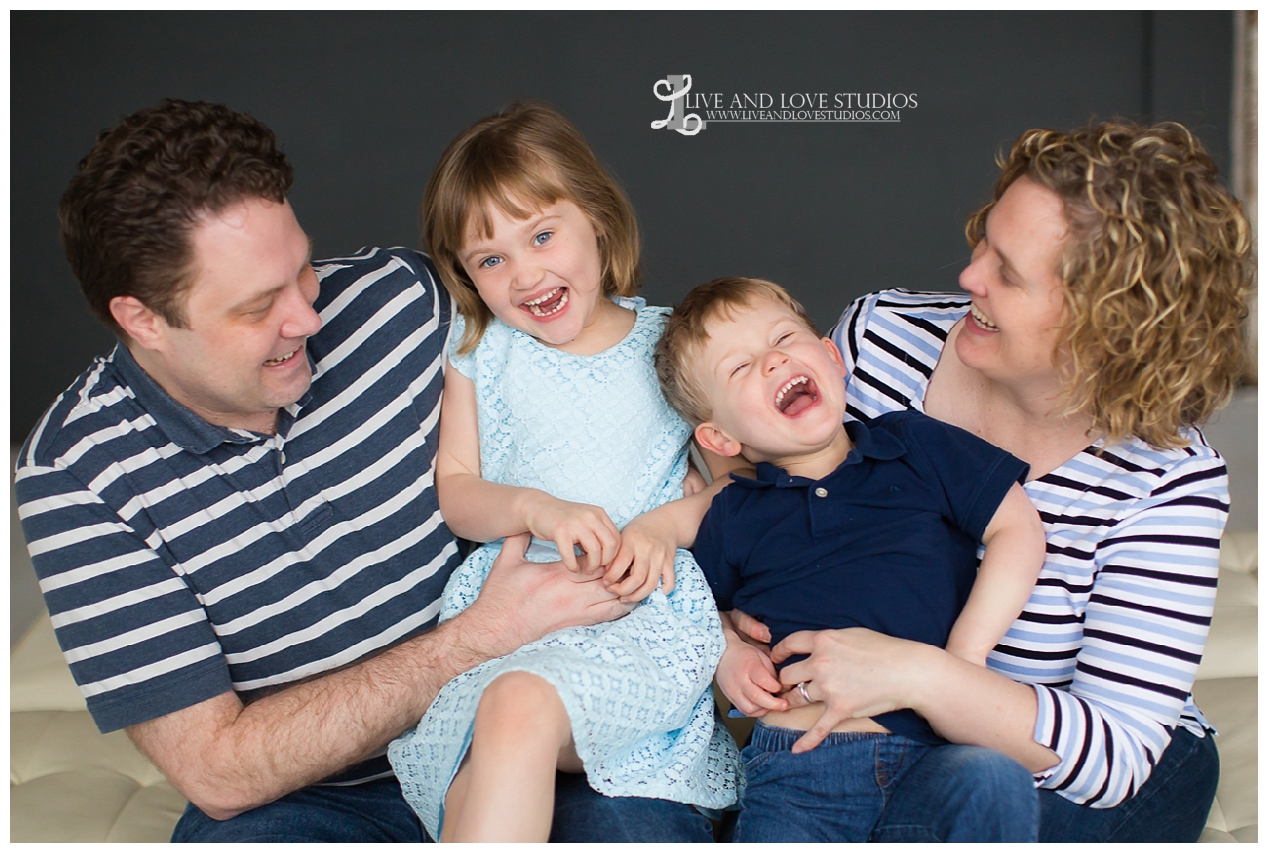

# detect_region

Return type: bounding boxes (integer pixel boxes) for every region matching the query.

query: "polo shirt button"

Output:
[814,487,828,498]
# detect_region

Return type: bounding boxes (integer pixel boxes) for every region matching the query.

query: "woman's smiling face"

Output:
[955,177,1069,391]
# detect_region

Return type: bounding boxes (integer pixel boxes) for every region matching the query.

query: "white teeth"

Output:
[775,375,808,408]
[971,305,999,331]
[524,287,568,316]
[265,349,298,366]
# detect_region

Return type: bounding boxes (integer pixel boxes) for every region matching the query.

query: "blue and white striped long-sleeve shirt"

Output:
[832,289,1226,808]
[16,248,463,737]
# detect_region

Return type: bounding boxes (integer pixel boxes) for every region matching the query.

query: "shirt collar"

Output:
[731,418,908,490]
[111,342,304,455]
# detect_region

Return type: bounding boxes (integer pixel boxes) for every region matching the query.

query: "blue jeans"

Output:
[1039,727,1219,842]
[733,722,1038,843]
[172,772,716,842]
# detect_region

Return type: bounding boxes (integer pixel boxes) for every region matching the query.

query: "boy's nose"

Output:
[761,349,789,374]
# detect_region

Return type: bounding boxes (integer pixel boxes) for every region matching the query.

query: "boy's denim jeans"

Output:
[733,721,1038,842]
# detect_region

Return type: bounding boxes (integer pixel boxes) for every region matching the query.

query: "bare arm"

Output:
[944,483,1045,666]
[436,368,620,571]
[772,627,1058,770]
[604,444,750,601]
[128,534,631,820]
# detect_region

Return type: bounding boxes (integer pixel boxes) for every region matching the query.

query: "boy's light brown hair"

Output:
[656,277,818,426]
[423,101,642,354]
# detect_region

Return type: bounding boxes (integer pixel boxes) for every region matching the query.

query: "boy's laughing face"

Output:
[692,297,850,474]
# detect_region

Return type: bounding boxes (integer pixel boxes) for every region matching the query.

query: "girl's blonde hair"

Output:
[966,121,1254,448]
[423,102,641,354]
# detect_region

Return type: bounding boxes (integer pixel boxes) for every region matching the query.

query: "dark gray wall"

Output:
[11,11,1234,444]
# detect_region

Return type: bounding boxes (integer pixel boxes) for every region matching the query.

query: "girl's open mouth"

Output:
[775,375,820,416]
[523,287,569,318]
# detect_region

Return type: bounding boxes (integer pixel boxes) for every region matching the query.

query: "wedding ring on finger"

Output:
[797,681,812,704]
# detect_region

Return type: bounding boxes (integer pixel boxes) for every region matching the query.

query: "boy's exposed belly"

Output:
[759,703,891,734]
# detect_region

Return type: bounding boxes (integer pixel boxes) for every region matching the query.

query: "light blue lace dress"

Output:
[387,298,740,838]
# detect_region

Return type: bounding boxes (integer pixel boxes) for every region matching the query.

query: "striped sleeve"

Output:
[1030,449,1225,806]
[15,458,233,731]
[832,288,1228,809]
[831,289,968,421]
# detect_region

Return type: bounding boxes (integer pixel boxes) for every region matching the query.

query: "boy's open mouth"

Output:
[523,287,569,318]
[774,375,819,416]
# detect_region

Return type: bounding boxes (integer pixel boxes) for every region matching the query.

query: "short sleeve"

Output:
[692,495,740,611]
[15,462,233,732]
[447,313,476,379]
[897,412,1029,540]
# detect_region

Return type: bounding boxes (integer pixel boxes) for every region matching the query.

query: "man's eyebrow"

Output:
[229,286,285,313]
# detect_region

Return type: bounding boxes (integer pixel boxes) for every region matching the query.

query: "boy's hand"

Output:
[604,512,678,602]
[523,496,621,574]
[717,619,787,717]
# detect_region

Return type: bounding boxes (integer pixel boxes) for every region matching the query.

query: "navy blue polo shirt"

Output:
[694,409,1028,743]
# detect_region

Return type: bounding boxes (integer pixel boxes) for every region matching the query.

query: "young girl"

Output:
[386,103,740,841]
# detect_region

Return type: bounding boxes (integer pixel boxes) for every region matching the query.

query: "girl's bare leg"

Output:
[441,671,582,842]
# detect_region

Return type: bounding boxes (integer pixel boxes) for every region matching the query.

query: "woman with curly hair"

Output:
[720,121,1253,842]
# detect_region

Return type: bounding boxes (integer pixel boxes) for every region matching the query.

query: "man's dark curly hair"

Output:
[59,99,294,335]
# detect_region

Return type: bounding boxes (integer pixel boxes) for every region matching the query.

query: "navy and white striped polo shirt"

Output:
[16,247,463,734]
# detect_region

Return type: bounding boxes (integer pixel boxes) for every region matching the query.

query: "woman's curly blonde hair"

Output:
[966,122,1254,448]
[423,102,641,355]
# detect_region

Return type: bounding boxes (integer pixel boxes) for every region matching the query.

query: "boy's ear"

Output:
[821,336,847,376]
[694,421,744,458]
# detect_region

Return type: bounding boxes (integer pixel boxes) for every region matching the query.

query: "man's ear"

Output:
[694,421,743,458]
[110,296,167,349]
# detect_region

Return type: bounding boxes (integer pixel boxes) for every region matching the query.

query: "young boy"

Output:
[655,277,1045,842]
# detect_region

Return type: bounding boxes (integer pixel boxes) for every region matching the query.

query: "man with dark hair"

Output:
[15,100,715,842]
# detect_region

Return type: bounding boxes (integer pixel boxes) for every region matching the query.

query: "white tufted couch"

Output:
[9,527,1256,842]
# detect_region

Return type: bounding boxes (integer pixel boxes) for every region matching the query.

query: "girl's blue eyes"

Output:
[474,232,553,269]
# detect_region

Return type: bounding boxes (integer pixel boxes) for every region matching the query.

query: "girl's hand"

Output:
[604,512,677,602]
[772,627,926,753]
[523,496,621,574]
[716,614,787,717]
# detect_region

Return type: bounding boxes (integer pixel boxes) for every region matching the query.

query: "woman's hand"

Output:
[523,496,621,574]
[603,511,678,602]
[716,612,787,717]
[772,627,929,753]
[682,466,707,498]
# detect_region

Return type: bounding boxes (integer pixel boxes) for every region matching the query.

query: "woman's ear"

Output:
[694,421,743,458]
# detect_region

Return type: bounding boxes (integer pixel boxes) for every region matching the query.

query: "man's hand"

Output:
[464,533,634,657]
